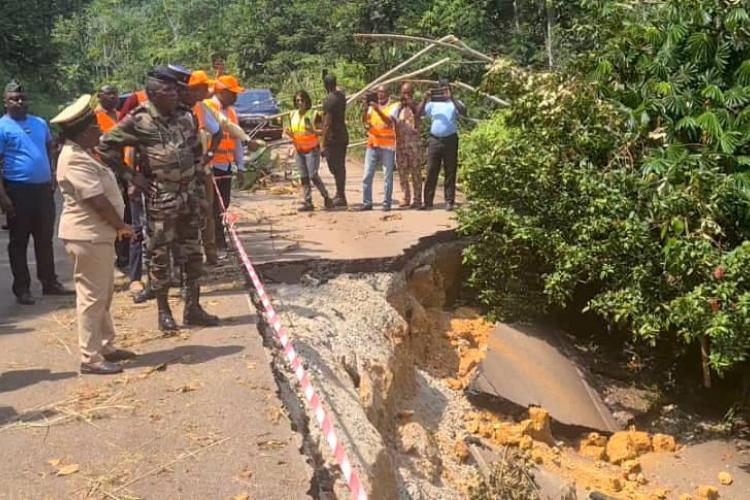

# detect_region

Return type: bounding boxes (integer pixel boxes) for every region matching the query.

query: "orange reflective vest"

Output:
[367,102,398,149]
[290,109,320,153]
[122,91,150,169]
[193,101,206,130]
[95,107,117,133]
[204,99,238,165]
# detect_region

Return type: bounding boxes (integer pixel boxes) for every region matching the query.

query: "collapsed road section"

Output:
[226,169,748,499]
[241,239,749,499]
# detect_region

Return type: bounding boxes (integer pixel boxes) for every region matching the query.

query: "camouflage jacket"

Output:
[97,102,205,201]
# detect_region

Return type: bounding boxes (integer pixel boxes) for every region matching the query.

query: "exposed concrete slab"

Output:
[469,322,620,433]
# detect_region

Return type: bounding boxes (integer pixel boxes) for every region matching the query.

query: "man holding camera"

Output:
[418,79,465,211]
[361,85,399,211]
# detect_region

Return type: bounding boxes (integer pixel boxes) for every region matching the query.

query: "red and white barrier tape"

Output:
[211,176,368,500]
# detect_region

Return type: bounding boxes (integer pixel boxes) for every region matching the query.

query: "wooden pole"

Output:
[354,33,494,63]
[347,35,455,104]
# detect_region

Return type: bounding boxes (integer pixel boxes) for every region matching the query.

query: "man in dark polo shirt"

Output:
[0,80,72,304]
[321,74,349,207]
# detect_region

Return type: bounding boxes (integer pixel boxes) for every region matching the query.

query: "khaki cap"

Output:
[50,94,95,128]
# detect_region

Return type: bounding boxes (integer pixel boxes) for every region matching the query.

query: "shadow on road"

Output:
[0,406,18,423]
[0,369,77,393]
[125,344,245,370]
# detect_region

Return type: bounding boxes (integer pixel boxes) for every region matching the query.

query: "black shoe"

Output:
[382,204,392,212]
[80,360,123,375]
[357,204,373,212]
[333,197,348,208]
[42,281,74,296]
[298,202,314,212]
[445,202,455,211]
[157,295,179,333]
[103,349,136,362]
[409,202,422,209]
[324,197,334,209]
[419,204,432,211]
[184,306,220,326]
[133,286,155,304]
[16,292,35,305]
[183,284,219,326]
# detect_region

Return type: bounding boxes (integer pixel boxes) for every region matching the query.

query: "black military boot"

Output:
[133,283,156,304]
[183,284,219,327]
[157,294,178,333]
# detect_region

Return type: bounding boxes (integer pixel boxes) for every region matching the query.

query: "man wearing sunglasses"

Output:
[0,80,72,305]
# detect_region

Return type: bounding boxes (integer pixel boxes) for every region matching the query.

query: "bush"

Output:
[459,1,750,374]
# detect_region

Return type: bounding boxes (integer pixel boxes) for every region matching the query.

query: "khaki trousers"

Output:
[63,240,117,363]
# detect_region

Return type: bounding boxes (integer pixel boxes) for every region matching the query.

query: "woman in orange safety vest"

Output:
[285,90,333,211]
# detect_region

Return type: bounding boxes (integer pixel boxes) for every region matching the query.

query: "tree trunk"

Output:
[513,0,521,33]
[700,336,712,389]
[545,0,555,69]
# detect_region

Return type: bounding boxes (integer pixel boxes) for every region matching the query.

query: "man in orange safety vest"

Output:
[204,75,246,253]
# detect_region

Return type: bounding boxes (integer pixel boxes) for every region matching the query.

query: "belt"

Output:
[429,133,458,140]
[3,179,52,189]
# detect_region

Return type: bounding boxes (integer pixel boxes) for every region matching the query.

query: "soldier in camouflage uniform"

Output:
[97,67,218,332]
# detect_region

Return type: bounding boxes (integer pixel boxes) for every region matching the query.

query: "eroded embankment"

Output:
[251,241,480,499]
[248,240,744,500]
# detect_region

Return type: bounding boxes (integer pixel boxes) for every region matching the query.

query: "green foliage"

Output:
[460,0,750,373]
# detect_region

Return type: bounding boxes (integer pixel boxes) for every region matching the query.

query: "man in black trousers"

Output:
[0,80,72,304]
[418,79,466,211]
[321,73,349,207]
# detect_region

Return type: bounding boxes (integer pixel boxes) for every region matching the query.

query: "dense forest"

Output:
[3,0,750,394]
[0,0,566,101]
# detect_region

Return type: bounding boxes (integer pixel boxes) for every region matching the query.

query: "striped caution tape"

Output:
[211,176,368,500]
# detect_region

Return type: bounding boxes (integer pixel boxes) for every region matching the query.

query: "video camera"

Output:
[365,91,378,104]
[429,87,449,102]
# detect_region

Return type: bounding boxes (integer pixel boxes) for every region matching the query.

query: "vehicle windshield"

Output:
[237,90,273,106]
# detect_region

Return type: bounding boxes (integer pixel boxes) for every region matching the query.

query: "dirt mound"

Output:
[606,431,653,464]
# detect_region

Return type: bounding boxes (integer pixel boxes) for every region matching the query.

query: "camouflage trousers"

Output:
[146,191,203,294]
[201,172,217,262]
[396,144,424,206]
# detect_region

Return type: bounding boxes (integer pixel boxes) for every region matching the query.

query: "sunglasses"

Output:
[6,96,29,103]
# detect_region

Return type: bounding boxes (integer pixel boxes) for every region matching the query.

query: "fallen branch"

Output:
[112,437,231,492]
[401,78,510,106]
[374,58,453,91]
[348,35,455,104]
[355,33,494,63]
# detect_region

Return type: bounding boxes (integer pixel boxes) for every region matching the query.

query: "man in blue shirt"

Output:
[0,80,72,304]
[418,79,466,211]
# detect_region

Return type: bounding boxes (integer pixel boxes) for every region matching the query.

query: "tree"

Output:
[460,0,750,378]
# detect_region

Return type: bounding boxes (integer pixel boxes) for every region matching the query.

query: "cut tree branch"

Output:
[372,58,453,92]
[354,33,494,63]
[402,79,510,106]
[347,35,456,104]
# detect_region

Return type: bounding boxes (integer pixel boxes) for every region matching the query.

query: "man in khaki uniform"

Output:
[53,95,136,375]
